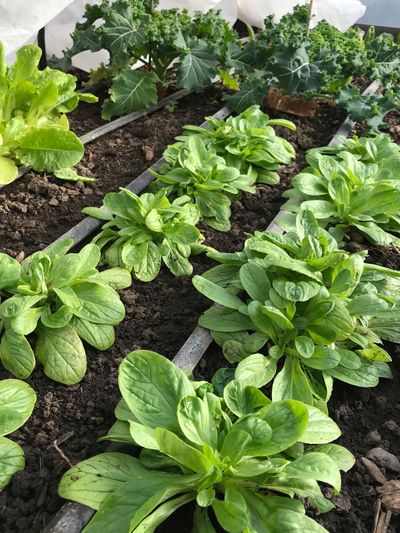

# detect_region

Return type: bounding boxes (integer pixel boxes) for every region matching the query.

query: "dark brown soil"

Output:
[0,94,392,533]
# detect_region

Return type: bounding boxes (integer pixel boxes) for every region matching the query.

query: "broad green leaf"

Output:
[300,405,341,444]
[102,70,158,120]
[0,329,35,379]
[15,127,84,172]
[325,360,380,387]
[224,380,270,418]
[239,263,270,302]
[35,325,87,384]
[272,356,313,405]
[0,437,25,489]
[71,317,115,351]
[72,282,125,325]
[234,354,276,388]
[311,444,355,472]
[59,452,150,509]
[212,488,249,533]
[0,379,36,436]
[119,350,195,432]
[284,452,341,492]
[177,40,217,91]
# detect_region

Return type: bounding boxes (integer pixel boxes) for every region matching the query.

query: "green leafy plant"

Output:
[0,240,130,384]
[222,6,400,130]
[173,105,296,185]
[0,379,36,489]
[151,136,256,231]
[307,133,400,165]
[53,0,236,118]
[83,188,207,281]
[280,149,400,246]
[0,42,97,184]
[59,349,354,532]
[193,210,400,408]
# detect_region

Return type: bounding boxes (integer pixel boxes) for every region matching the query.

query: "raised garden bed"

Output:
[1,75,399,533]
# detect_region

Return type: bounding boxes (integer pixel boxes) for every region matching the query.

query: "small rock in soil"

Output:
[48,198,58,206]
[367,448,400,473]
[366,430,382,445]
[361,457,387,485]
[383,420,400,437]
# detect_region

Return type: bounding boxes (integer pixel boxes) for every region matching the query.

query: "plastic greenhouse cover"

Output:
[3,0,367,68]
[1,0,75,58]
[237,0,367,31]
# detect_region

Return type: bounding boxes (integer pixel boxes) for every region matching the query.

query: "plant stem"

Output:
[306,0,314,36]
[245,23,255,43]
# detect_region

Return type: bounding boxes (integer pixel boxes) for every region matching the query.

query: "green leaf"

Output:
[0,379,36,436]
[325,360,380,388]
[0,156,18,185]
[284,452,342,492]
[155,428,213,474]
[234,354,276,388]
[119,350,195,432]
[177,40,217,91]
[239,263,270,302]
[212,488,249,533]
[71,317,115,351]
[257,400,309,455]
[300,406,341,444]
[193,275,244,310]
[35,325,87,384]
[0,330,35,379]
[102,70,158,120]
[15,127,84,172]
[272,356,313,405]
[72,282,125,325]
[311,444,355,472]
[224,380,270,417]
[59,452,151,510]
[177,395,220,449]
[0,437,25,490]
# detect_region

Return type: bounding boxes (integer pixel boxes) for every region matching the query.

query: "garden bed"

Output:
[0,94,351,531]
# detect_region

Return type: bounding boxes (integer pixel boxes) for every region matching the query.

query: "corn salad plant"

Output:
[279,148,400,246]
[151,136,256,231]
[193,211,400,410]
[0,240,130,384]
[59,350,354,532]
[83,188,208,281]
[0,42,96,184]
[176,105,296,185]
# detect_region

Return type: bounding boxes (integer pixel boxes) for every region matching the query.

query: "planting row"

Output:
[2,100,400,532]
[1,3,400,188]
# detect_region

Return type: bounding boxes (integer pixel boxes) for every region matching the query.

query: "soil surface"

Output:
[2,92,397,533]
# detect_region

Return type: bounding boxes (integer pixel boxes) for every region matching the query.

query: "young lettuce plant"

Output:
[177,105,296,185]
[151,136,256,231]
[0,42,97,184]
[280,150,400,246]
[83,188,207,282]
[193,211,400,409]
[0,240,130,384]
[59,350,354,532]
[0,379,36,489]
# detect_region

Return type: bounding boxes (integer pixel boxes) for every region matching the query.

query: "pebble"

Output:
[366,447,400,473]
[49,198,59,206]
[383,420,400,437]
[366,430,382,445]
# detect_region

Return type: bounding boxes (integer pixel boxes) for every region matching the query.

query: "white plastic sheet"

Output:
[1,0,75,58]
[237,0,367,31]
